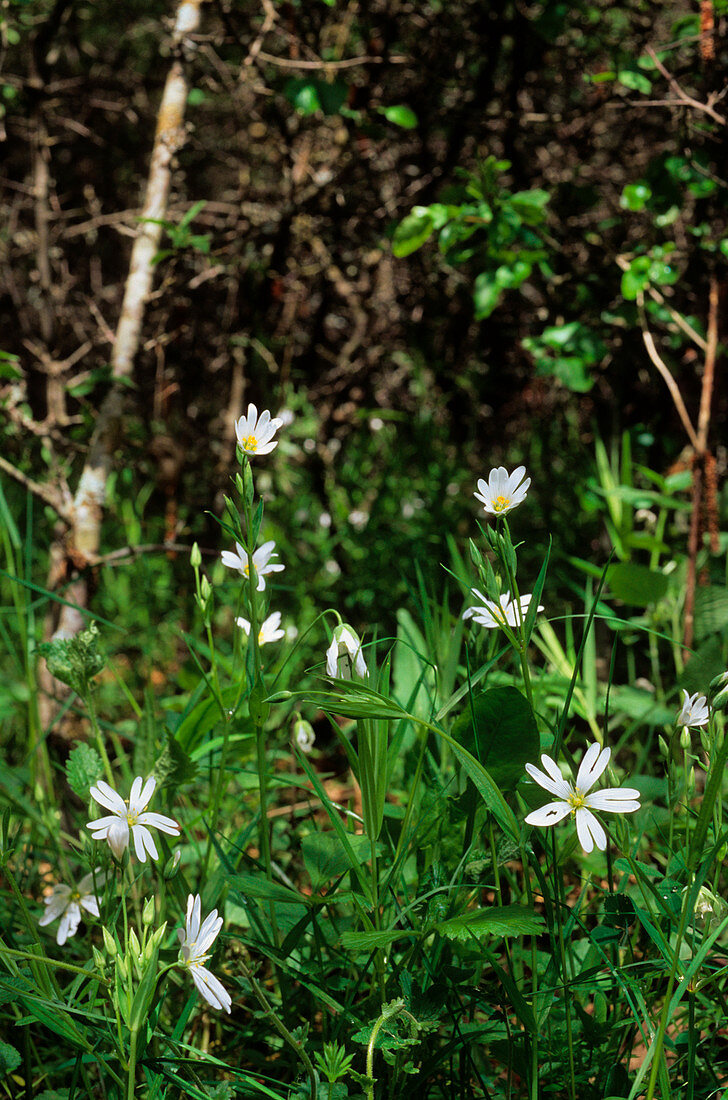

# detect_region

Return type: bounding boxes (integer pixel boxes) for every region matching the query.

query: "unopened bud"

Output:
[659,735,670,759]
[145,921,167,960]
[293,718,315,754]
[102,927,118,957]
[164,848,181,881]
[224,494,241,533]
[242,462,254,505]
[200,575,212,607]
[190,542,202,569]
[717,843,727,862]
[699,727,711,754]
[92,946,106,971]
[709,670,728,711]
[680,726,691,750]
[116,954,129,982]
[687,766,696,794]
[129,928,141,960]
[142,897,155,926]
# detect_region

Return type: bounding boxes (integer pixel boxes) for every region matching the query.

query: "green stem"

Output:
[127,1027,139,1100]
[85,690,115,785]
[365,1002,418,1100]
[551,834,576,1100]
[239,954,317,1098]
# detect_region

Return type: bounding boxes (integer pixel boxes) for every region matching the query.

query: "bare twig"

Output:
[0,455,71,518]
[254,50,402,70]
[644,45,726,126]
[638,322,700,451]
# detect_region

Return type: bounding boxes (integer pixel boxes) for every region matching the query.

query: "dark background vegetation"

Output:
[1,0,726,644]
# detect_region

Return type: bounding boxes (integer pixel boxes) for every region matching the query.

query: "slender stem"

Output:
[127,1027,139,1100]
[551,834,576,1100]
[85,690,115,785]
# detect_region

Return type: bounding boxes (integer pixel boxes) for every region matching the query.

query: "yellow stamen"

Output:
[240,434,258,452]
[492,495,510,513]
[567,790,586,813]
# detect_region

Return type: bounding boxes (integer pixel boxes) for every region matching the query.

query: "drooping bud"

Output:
[163,848,181,881]
[293,717,315,754]
[326,623,367,679]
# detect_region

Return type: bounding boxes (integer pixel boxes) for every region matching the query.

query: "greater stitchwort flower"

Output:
[524,742,640,853]
[39,870,103,945]
[474,466,530,516]
[463,590,543,630]
[87,776,180,862]
[676,689,709,729]
[178,893,231,1013]
[221,540,284,592]
[235,404,283,456]
[236,610,285,645]
[293,717,315,754]
[326,624,367,679]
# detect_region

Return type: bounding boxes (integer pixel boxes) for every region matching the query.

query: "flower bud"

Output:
[102,927,118,957]
[200,575,212,607]
[142,897,155,926]
[145,921,167,961]
[687,766,696,794]
[709,670,728,711]
[163,848,181,881]
[659,735,670,759]
[190,542,202,569]
[680,726,691,750]
[129,928,141,960]
[717,843,727,862]
[92,946,106,971]
[293,718,315,754]
[699,727,711,754]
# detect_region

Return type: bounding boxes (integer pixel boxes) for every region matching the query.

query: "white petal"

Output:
[575,808,607,853]
[87,814,120,833]
[236,617,251,635]
[132,824,157,862]
[197,911,223,953]
[80,895,100,917]
[221,550,245,572]
[90,781,125,814]
[188,894,202,942]
[135,776,157,812]
[107,817,130,859]
[585,789,641,813]
[525,801,571,827]
[527,757,572,799]
[57,903,82,946]
[190,964,232,1013]
[137,811,180,835]
[326,637,339,677]
[575,743,611,793]
[129,776,143,807]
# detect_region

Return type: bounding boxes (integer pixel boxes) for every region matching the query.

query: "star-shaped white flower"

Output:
[474,466,530,516]
[235,404,284,457]
[236,610,285,645]
[178,894,231,1013]
[220,540,284,592]
[326,624,367,678]
[39,869,104,945]
[676,690,709,729]
[462,589,543,630]
[524,742,641,853]
[87,776,180,862]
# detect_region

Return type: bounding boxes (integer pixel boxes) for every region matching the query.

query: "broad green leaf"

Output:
[228,871,310,906]
[452,687,539,791]
[301,832,372,892]
[693,586,728,640]
[617,69,652,94]
[378,104,418,129]
[392,209,435,258]
[473,273,501,319]
[436,905,544,941]
[436,729,520,839]
[608,563,669,606]
[621,182,652,211]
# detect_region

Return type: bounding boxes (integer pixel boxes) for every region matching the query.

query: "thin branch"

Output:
[0,455,71,518]
[254,50,403,70]
[697,276,719,450]
[643,45,726,126]
[638,321,700,451]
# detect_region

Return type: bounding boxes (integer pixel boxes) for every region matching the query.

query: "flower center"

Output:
[492,495,510,513]
[258,629,265,644]
[126,810,139,826]
[70,889,81,902]
[240,434,258,452]
[567,790,587,812]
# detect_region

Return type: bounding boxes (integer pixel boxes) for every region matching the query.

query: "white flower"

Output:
[474,466,530,516]
[221,540,284,591]
[178,894,231,1013]
[326,624,367,679]
[676,690,709,729]
[87,776,180,862]
[236,610,285,645]
[524,743,641,853]
[234,404,283,456]
[463,589,543,630]
[39,869,104,945]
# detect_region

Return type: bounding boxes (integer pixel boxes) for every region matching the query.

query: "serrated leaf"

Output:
[154,732,197,790]
[435,905,544,941]
[0,1040,21,1076]
[341,928,418,952]
[65,742,104,802]
[37,622,105,695]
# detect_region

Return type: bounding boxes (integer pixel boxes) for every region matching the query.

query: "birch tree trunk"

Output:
[39,0,203,726]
